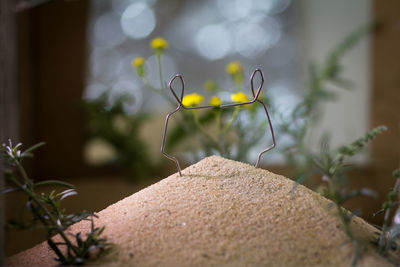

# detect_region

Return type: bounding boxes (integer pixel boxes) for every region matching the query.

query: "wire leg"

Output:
[255,100,276,168]
[161,106,183,176]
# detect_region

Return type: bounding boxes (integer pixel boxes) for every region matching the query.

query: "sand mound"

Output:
[7,156,390,266]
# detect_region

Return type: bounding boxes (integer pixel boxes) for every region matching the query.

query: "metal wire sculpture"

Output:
[161,69,276,176]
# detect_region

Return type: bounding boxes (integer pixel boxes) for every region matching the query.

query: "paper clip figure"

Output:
[161,69,276,176]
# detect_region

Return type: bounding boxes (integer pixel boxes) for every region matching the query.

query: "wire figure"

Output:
[161,69,276,176]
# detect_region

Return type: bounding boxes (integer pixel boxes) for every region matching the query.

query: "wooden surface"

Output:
[17,0,90,179]
[371,0,400,170]
[0,0,18,264]
[358,0,400,226]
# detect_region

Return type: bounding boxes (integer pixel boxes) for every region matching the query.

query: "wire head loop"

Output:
[168,74,185,105]
[250,68,264,99]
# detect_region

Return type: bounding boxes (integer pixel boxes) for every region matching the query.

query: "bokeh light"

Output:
[195,24,232,60]
[217,0,253,20]
[253,0,292,15]
[89,48,123,83]
[83,83,108,100]
[92,12,126,47]
[85,0,296,113]
[111,0,157,15]
[145,55,177,87]
[233,23,268,58]
[120,2,156,39]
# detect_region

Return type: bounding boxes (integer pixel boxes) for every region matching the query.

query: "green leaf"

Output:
[290,173,310,195]
[21,142,46,158]
[338,126,387,158]
[34,180,75,189]
[2,187,20,194]
[342,188,377,202]
[76,232,83,247]
[64,212,94,227]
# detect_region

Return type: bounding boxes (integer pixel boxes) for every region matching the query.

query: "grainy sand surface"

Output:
[7,156,391,266]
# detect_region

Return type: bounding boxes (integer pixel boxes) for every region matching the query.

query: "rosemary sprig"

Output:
[312,126,387,266]
[279,23,374,180]
[2,140,110,265]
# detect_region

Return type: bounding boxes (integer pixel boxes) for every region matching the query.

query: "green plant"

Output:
[311,126,387,266]
[2,140,110,265]
[134,26,382,267]
[278,23,374,181]
[374,168,400,255]
[131,23,373,169]
[134,39,271,164]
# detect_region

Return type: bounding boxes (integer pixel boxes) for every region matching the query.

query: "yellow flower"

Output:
[182,93,204,107]
[150,37,169,53]
[231,92,249,103]
[226,61,243,75]
[210,96,222,107]
[132,57,145,68]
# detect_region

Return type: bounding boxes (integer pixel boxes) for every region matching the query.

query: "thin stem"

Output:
[351,240,360,267]
[12,160,78,255]
[215,109,222,145]
[142,76,175,107]
[156,53,164,90]
[379,208,391,253]
[142,76,159,91]
[215,109,228,157]
[235,80,242,91]
[223,106,240,133]
[17,163,33,190]
[233,73,244,92]
[378,177,400,253]
[192,110,223,155]
[327,175,359,266]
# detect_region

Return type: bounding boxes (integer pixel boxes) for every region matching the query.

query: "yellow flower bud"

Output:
[210,96,222,107]
[150,37,169,53]
[132,57,145,68]
[231,92,249,103]
[182,93,204,107]
[132,57,146,77]
[226,61,243,75]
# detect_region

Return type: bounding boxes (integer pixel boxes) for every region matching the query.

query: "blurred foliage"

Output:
[310,126,386,266]
[278,23,375,181]
[134,37,272,164]
[83,24,377,183]
[82,92,156,180]
[48,20,400,266]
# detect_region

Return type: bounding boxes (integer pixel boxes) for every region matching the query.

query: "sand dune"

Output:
[8,156,391,266]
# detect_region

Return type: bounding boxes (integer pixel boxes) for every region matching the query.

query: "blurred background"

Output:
[1,0,399,258]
